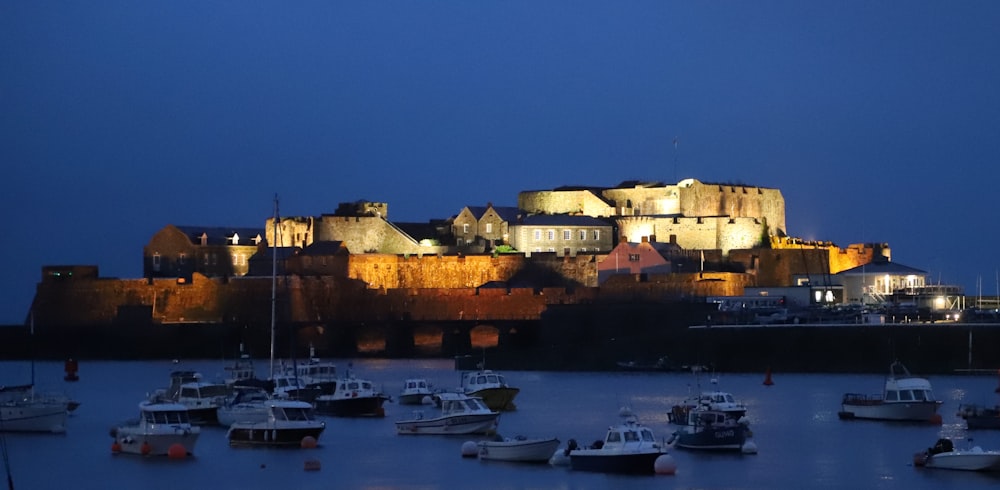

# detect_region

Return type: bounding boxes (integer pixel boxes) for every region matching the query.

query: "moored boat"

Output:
[457,369,519,412]
[669,408,752,452]
[477,435,561,463]
[838,361,942,423]
[1,397,68,433]
[227,399,325,447]
[915,438,1000,471]
[150,371,230,425]
[567,407,668,474]
[314,366,390,417]
[110,401,200,456]
[958,404,1000,430]
[216,386,271,426]
[396,393,499,435]
[399,378,434,405]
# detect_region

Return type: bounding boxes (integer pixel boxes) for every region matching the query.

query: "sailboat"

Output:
[0,313,70,433]
[227,195,324,445]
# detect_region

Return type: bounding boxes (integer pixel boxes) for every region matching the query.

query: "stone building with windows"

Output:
[509,215,614,257]
[452,204,522,252]
[143,225,265,279]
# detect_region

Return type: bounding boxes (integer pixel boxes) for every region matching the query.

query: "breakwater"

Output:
[4,305,998,375]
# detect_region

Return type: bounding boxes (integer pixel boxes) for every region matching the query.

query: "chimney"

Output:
[641,236,648,243]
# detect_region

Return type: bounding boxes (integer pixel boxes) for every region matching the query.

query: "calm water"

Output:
[4,359,1000,490]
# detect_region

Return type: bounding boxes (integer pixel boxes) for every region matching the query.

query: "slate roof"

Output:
[837,260,927,276]
[175,226,265,246]
[515,215,613,227]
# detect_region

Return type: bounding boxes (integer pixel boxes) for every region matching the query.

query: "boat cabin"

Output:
[140,403,192,426]
[269,401,318,421]
[461,370,509,391]
[404,379,430,392]
[602,418,657,450]
[438,393,492,414]
[883,378,935,403]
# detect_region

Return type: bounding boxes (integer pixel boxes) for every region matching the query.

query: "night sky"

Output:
[3,1,999,324]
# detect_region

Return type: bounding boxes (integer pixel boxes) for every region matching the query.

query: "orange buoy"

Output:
[167,443,187,459]
[111,442,122,454]
[140,442,152,456]
[301,436,318,449]
[763,367,774,386]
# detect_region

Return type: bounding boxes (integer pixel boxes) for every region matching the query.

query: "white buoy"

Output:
[654,453,677,475]
[741,440,758,455]
[461,440,479,458]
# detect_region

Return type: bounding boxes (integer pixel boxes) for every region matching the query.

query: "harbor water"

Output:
[3,359,1000,489]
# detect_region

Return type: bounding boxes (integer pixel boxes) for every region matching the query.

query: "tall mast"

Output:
[269,194,279,380]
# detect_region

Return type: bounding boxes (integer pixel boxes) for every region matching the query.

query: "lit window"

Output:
[485,223,493,234]
[563,230,571,240]
[463,223,469,234]
[629,254,640,262]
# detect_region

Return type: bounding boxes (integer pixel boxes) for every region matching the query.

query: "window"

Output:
[152,253,161,271]
[629,254,640,262]
[593,230,600,240]
[563,230,571,240]
[178,253,186,265]
[485,223,493,234]
[457,238,464,246]
[579,230,587,240]
[463,223,469,234]
[579,248,586,252]
[547,230,555,240]
[203,253,210,266]
[533,230,541,241]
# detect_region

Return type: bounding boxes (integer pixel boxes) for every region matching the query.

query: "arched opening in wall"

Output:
[356,325,386,354]
[470,324,499,349]
[413,324,444,355]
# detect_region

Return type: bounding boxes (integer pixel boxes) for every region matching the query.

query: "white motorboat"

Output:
[478,435,561,463]
[839,361,942,423]
[915,438,1000,471]
[567,407,668,474]
[150,371,230,425]
[216,386,271,426]
[110,401,200,456]
[396,393,499,435]
[399,378,434,405]
[227,399,325,447]
[1,396,68,433]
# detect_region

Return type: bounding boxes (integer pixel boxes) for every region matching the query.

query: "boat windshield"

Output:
[276,406,313,421]
[144,410,189,425]
[641,429,655,442]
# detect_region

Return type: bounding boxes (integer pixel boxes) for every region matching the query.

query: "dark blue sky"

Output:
[3,2,999,324]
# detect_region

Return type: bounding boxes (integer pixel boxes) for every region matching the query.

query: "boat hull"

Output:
[672,425,748,451]
[467,387,519,412]
[924,451,1000,471]
[0,403,68,433]
[958,405,1000,430]
[315,395,388,417]
[227,424,325,447]
[569,449,664,474]
[396,413,499,435]
[398,393,432,405]
[113,427,200,456]
[478,438,561,463]
[839,400,941,422]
